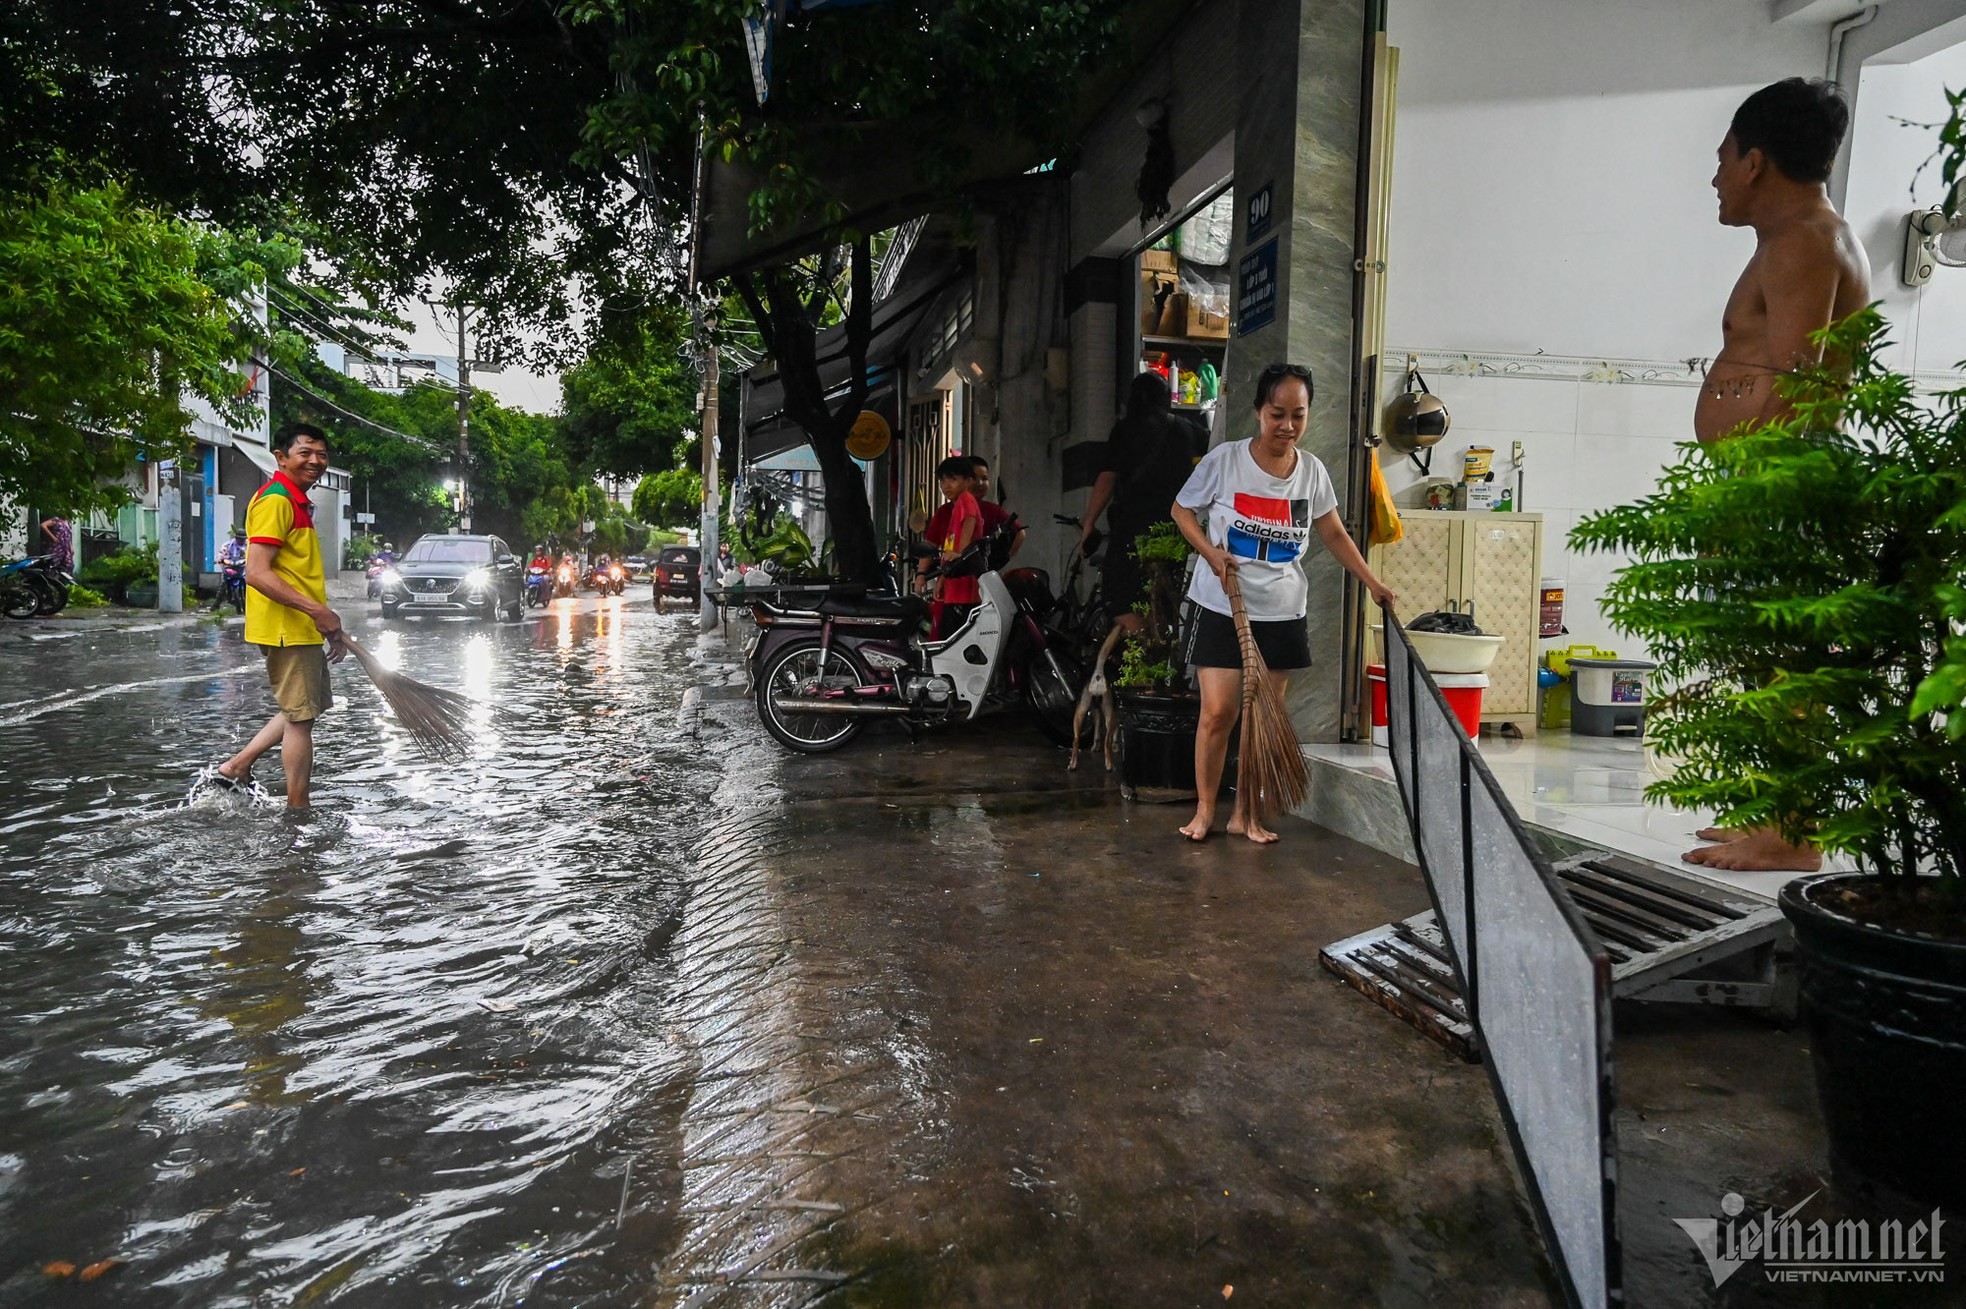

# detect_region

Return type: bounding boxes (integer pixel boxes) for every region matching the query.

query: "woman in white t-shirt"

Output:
[1170,363,1399,844]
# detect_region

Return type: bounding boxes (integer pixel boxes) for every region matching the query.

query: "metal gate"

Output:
[1375,618,1621,1308]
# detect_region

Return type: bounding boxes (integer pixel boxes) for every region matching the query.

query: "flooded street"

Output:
[4,597,1842,1306]
[0,600,727,1305]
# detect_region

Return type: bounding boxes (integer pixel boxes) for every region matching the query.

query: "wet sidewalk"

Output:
[659,638,1888,1306]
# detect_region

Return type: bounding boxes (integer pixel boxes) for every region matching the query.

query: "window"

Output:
[404,538,492,563]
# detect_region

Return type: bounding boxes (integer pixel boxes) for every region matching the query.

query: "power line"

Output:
[258,360,449,456]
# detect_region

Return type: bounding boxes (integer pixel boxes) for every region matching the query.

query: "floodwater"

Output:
[0,600,726,1306]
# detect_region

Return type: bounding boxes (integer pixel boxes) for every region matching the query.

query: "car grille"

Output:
[409,578,456,595]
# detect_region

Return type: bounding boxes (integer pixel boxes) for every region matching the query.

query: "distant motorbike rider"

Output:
[214,528,248,611]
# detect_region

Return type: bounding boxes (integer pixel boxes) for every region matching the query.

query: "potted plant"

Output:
[1572,307,1966,1206]
[1112,522,1238,800]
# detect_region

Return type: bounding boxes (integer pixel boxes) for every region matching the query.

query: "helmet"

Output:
[232,526,247,539]
[1386,368,1451,450]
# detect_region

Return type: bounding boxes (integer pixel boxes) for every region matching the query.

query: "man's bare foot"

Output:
[1693,826,1748,843]
[1179,813,1213,842]
[1683,827,1821,872]
[1225,817,1280,845]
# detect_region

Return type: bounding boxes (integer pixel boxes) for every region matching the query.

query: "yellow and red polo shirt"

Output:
[244,471,327,647]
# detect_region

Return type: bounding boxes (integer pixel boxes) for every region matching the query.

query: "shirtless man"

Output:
[1686,77,1871,873]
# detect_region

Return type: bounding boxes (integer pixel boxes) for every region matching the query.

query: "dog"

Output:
[1068,621,1130,771]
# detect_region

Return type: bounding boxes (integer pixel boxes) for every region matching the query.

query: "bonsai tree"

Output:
[1114,521,1192,695]
[1571,307,1966,913]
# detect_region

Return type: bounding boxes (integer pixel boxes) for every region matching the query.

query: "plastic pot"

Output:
[1779,872,1966,1207]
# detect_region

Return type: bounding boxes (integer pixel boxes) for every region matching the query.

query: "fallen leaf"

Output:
[42,1261,76,1277]
[220,1101,249,1110]
[477,998,518,1013]
[79,1259,124,1282]
[288,1167,307,1177]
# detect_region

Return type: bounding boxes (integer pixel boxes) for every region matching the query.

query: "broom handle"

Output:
[1222,562,1262,710]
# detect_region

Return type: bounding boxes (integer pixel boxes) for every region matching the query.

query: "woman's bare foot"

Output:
[1225,817,1280,844]
[1693,826,1748,843]
[1683,827,1821,872]
[1179,810,1213,842]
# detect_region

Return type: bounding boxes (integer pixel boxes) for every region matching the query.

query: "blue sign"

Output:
[1237,237,1279,336]
[1245,183,1273,243]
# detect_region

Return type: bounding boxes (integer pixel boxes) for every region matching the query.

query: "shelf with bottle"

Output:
[1142,348,1221,410]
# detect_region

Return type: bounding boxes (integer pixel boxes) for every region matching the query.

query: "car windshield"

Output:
[403,540,492,564]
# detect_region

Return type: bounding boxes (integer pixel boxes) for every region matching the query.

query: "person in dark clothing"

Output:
[1076,372,1206,630]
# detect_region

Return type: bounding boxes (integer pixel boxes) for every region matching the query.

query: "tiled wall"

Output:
[1380,366,1702,661]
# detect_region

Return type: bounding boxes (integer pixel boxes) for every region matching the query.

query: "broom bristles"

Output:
[340,635,477,762]
[1222,566,1310,821]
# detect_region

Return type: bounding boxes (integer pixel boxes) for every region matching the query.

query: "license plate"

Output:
[409,593,448,603]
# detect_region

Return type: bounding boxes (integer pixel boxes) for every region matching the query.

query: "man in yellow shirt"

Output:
[210,423,346,808]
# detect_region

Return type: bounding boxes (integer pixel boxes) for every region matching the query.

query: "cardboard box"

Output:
[1157,291,1188,338]
[1141,271,1176,334]
[1140,248,1179,273]
[1187,307,1230,339]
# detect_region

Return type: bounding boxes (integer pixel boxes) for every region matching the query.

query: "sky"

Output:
[399,299,565,416]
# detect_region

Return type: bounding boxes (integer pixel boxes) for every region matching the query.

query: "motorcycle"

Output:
[0,554,71,619]
[365,553,395,599]
[747,548,1082,754]
[587,562,626,597]
[217,557,247,613]
[553,562,579,599]
[526,565,552,608]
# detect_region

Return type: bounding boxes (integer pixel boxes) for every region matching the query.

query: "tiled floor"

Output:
[1306,731,1848,904]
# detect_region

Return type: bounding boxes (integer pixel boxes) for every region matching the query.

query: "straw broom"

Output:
[338,634,476,762]
[1221,562,1310,822]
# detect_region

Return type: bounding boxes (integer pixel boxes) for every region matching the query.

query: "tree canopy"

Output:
[0,174,286,514]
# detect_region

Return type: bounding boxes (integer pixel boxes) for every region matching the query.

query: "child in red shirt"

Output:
[919,455,983,637]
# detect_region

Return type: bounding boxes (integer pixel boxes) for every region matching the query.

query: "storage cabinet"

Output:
[1369,511,1544,729]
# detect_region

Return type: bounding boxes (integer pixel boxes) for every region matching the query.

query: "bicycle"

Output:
[1047,515,1113,667]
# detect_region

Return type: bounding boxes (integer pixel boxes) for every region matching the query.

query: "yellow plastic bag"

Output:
[1368,449,1404,546]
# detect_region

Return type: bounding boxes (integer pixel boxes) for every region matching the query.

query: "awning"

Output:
[750,445,870,474]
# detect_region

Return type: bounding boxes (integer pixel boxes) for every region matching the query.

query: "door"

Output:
[1459,516,1541,717]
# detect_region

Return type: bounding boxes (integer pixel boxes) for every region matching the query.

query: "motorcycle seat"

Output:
[818,591,930,624]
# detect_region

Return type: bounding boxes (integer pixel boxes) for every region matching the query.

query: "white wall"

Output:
[1381,0,1966,664]
[1845,42,1966,378]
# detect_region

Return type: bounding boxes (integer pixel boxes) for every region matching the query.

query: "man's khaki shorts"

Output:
[258,643,333,723]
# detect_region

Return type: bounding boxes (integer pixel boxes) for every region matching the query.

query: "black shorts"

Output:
[1187,607,1312,670]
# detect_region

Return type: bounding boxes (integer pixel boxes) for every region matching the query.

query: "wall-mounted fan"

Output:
[1902,206,1966,288]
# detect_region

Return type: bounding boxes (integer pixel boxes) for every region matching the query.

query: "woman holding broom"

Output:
[1171,363,1398,843]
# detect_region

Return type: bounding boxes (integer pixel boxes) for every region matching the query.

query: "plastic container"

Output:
[1545,643,1617,679]
[1366,664,1483,740]
[1437,672,1488,738]
[1539,578,1566,638]
[1463,446,1494,481]
[1567,656,1655,736]
[1367,663,1388,747]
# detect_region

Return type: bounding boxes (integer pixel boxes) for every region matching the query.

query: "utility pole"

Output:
[700,342,721,632]
[455,300,473,532]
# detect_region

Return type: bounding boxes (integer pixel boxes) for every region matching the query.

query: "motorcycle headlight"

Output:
[464,568,491,590]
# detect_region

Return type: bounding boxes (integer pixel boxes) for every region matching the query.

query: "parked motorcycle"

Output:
[747,551,1081,753]
[526,564,552,608]
[0,554,71,619]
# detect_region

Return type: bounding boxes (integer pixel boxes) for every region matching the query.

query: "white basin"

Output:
[1370,625,1505,674]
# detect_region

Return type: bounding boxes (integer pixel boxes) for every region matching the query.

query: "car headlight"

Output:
[380,568,402,588]
[464,568,491,590]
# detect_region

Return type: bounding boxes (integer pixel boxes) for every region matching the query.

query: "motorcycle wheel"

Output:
[35,575,68,615]
[1,575,41,620]
[1024,647,1089,748]
[755,640,868,753]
